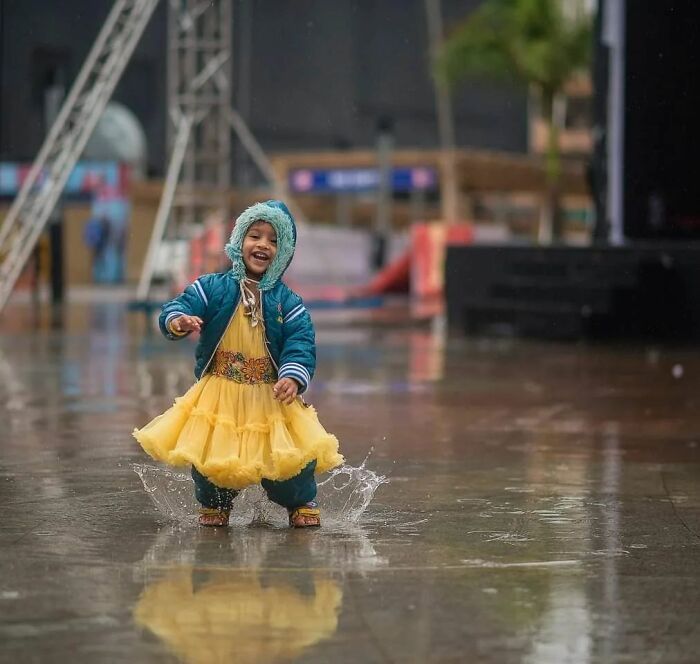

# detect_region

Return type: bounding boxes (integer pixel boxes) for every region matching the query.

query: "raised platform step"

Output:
[445,244,700,340]
[487,283,629,308]
[455,297,615,340]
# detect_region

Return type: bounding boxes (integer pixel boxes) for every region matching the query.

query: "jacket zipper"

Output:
[262,294,306,405]
[259,294,280,373]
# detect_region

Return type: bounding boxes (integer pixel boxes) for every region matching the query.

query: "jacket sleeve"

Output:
[158,275,211,340]
[277,293,316,393]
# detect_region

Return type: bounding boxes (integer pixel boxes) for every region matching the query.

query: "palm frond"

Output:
[439,0,592,93]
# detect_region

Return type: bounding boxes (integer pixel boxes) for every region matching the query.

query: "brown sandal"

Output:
[288,502,321,528]
[198,508,230,527]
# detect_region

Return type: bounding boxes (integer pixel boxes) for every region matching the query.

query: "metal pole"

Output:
[603,0,625,245]
[136,115,193,301]
[48,208,64,304]
[236,0,253,187]
[45,83,65,305]
[224,107,278,190]
[373,116,394,270]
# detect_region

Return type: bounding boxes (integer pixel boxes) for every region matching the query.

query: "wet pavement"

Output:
[2,300,700,663]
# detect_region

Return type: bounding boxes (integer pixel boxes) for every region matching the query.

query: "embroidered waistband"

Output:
[210,350,276,384]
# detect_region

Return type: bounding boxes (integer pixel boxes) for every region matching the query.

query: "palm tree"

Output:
[439,0,592,243]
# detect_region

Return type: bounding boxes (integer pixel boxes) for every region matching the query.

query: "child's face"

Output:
[242,220,277,278]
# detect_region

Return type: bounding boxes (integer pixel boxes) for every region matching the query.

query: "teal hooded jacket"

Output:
[158,200,315,393]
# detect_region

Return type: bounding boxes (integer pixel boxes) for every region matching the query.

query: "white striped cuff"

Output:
[278,362,311,390]
[284,303,306,323]
[164,311,188,338]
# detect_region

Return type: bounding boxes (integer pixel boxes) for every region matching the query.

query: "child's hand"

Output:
[170,315,203,334]
[273,377,299,405]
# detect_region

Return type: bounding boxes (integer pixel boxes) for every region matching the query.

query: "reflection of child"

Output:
[133,200,344,527]
[134,569,342,664]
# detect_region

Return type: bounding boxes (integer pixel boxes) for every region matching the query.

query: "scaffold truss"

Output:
[0,0,161,311]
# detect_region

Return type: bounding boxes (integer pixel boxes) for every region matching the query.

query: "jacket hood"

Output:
[224,200,297,290]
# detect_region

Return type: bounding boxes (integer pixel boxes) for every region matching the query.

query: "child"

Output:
[133,200,344,528]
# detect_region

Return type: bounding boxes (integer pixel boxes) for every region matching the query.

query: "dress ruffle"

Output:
[133,306,343,490]
[133,377,343,489]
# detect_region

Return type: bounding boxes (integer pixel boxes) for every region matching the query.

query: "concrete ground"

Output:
[1,298,700,663]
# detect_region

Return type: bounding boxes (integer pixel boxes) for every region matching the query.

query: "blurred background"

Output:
[0,0,699,340]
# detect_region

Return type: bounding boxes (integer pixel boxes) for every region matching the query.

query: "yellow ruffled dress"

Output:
[133,304,344,489]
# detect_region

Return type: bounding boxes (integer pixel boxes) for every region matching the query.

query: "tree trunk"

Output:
[538,90,564,244]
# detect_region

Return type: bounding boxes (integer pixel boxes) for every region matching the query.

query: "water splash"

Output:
[133,464,196,523]
[133,452,388,527]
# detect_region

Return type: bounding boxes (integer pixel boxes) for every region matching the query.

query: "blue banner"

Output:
[289,166,438,194]
[0,161,126,198]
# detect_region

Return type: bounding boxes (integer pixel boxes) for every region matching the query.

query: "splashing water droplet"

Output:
[133,464,196,522]
[317,461,389,524]
[133,452,388,527]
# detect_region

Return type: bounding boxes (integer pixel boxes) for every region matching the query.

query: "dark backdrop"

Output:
[624,1,700,239]
[0,0,528,177]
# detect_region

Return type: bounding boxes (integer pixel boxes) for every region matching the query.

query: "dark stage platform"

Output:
[446,244,700,341]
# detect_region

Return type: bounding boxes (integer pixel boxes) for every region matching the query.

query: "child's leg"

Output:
[191,466,237,526]
[261,460,317,507]
[261,461,320,527]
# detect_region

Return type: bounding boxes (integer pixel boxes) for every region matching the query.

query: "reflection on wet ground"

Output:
[2,301,700,663]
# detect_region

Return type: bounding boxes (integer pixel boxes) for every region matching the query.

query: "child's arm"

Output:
[277,294,315,394]
[158,276,211,340]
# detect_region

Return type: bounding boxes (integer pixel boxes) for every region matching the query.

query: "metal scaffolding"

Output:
[137,0,234,300]
[0,0,295,310]
[0,0,161,312]
[136,0,297,301]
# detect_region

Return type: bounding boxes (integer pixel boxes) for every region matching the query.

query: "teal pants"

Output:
[191,460,317,511]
